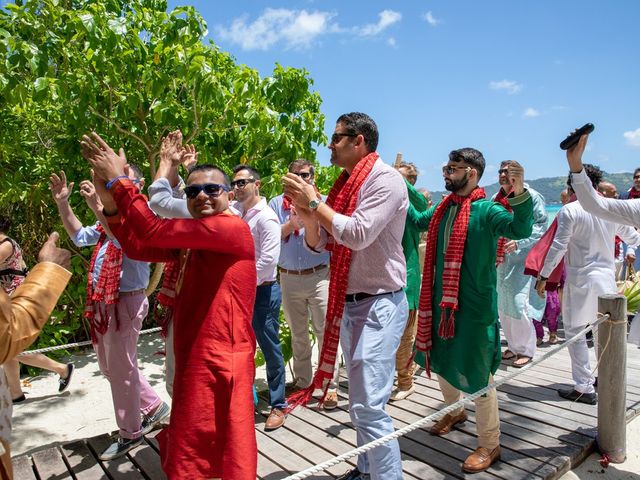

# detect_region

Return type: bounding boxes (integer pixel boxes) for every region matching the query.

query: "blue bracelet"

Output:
[106,175,128,190]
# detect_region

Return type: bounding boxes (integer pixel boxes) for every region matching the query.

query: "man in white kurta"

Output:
[537,164,640,403]
[494,163,548,366]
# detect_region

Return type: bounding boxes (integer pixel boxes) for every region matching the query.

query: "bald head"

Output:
[597,181,618,199]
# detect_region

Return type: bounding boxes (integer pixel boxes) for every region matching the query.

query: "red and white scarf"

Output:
[287,152,379,410]
[84,225,123,342]
[415,187,486,376]
[494,188,513,266]
[282,186,321,241]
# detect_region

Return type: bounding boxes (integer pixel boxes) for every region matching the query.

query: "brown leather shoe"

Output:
[429,411,468,436]
[264,408,286,431]
[462,446,500,473]
[323,391,339,411]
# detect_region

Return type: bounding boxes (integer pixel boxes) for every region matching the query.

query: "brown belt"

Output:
[279,264,328,276]
[119,289,146,297]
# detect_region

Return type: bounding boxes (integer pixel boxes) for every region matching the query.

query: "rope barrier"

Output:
[283,313,613,480]
[18,327,162,356]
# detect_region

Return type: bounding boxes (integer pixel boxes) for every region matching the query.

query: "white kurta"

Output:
[541,191,640,393]
[495,186,548,357]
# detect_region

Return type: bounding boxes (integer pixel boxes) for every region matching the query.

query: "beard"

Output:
[444,174,469,193]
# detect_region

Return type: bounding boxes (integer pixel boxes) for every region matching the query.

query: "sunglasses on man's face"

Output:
[442,165,471,175]
[330,132,357,145]
[293,171,313,180]
[183,183,229,199]
[634,175,640,180]
[230,178,256,189]
[498,168,509,175]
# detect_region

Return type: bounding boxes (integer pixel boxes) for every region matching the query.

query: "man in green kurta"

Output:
[408,148,533,473]
[391,162,428,401]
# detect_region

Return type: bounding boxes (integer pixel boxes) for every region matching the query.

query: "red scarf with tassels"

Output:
[415,187,486,376]
[287,152,379,411]
[494,188,513,266]
[84,225,123,343]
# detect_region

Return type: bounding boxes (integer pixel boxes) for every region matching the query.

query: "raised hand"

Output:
[160,130,183,167]
[506,161,525,196]
[37,232,71,270]
[49,171,74,204]
[80,132,126,181]
[79,179,103,212]
[567,132,589,173]
[181,143,198,171]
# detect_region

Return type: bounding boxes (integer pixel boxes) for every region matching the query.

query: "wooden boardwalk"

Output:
[12,340,640,479]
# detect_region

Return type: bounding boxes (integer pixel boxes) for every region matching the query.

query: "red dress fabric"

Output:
[107,179,257,480]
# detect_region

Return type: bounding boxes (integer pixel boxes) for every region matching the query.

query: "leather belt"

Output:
[259,281,276,287]
[279,264,328,276]
[119,289,146,297]
[345,289,403,303]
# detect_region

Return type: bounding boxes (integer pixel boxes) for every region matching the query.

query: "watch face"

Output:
[309,199,320,210]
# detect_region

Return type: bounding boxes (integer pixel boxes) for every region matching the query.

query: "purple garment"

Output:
[533,290,560,338]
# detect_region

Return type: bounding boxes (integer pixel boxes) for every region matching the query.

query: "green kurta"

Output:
[408,191,534,394]
[402,180,428,309]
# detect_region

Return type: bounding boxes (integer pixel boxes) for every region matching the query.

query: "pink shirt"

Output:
[312,158,408,294]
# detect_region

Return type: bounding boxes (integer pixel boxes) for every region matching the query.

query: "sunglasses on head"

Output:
[230,178,256,189]
[183,183,229,199]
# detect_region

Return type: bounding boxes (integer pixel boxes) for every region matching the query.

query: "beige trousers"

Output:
[438,374,500,449]
[280,267,340,389]
[395,309,417,390]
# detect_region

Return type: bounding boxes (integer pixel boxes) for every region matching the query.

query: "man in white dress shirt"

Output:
[231,164,286,430]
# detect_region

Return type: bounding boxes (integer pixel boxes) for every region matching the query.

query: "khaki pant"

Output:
[280,267,340,388]
[395,310,417,390]
[438,374,500,449]
[0,438,11,480]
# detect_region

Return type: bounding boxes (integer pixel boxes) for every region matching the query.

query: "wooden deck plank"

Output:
[31,447,73,479]
[10,454,37,480]
[128,442,166,480]
[60,440,108,479]
[86,434,145,480]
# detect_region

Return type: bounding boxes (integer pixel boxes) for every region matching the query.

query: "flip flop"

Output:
[501,349,516,360]
[512,355,532,368]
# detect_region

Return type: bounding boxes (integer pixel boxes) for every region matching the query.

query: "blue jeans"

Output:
[341,290,408,480]
[253,282,286,409]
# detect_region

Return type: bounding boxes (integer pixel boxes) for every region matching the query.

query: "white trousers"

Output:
[499,310,537,358]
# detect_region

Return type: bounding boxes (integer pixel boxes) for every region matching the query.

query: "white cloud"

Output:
[624,128,640,148]
[387,37,397,47]
[489,79,522,95]
[359,10,402,36]
[216,8,336,50]
[523,107,540,118]
[422,11,441,26]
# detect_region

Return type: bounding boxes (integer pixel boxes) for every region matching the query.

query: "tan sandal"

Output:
[512,355,532,368]
[502,349,516,360]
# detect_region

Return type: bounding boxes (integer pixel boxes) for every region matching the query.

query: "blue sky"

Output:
[169,2,637,191]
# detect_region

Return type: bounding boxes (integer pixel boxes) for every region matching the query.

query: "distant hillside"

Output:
[429,172,635,204]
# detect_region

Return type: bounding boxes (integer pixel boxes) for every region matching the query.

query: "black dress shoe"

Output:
[558,388,597,405]
[336,467,370,480]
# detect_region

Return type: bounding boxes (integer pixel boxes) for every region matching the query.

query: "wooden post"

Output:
[394,152,403,169]
[597,294,627,463]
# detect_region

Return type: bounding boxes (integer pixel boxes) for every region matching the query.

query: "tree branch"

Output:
[87,106,151,152]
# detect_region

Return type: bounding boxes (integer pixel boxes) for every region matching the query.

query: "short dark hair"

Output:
[188,164,230,186]
[336,112,379,152]
[0,213,11,234]
[567,163,603,190]
[288,158,315,175]
[232,164,261,181]
[128,163,144,180]
[634,167,640,177]
[449,148,486,179]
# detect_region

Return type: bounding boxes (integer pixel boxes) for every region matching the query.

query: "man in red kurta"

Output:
[81,133,257,480]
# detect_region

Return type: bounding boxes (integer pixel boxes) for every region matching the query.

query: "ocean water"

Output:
[546,204,561,225]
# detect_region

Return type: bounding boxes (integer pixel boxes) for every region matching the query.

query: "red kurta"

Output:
[107,179,257,480]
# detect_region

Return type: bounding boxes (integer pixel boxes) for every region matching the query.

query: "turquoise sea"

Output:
[546,204,561,225]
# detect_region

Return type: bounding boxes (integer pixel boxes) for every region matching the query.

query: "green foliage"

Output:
[0,0,328,351]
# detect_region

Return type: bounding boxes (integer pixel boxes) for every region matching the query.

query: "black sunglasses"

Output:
[330,132,357,144]
[230,178,256,189]
[442,165,471,175]
[183,183,229,199]
[634,175,640,180]
[293,171,313,180]
[498,168,509,175]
